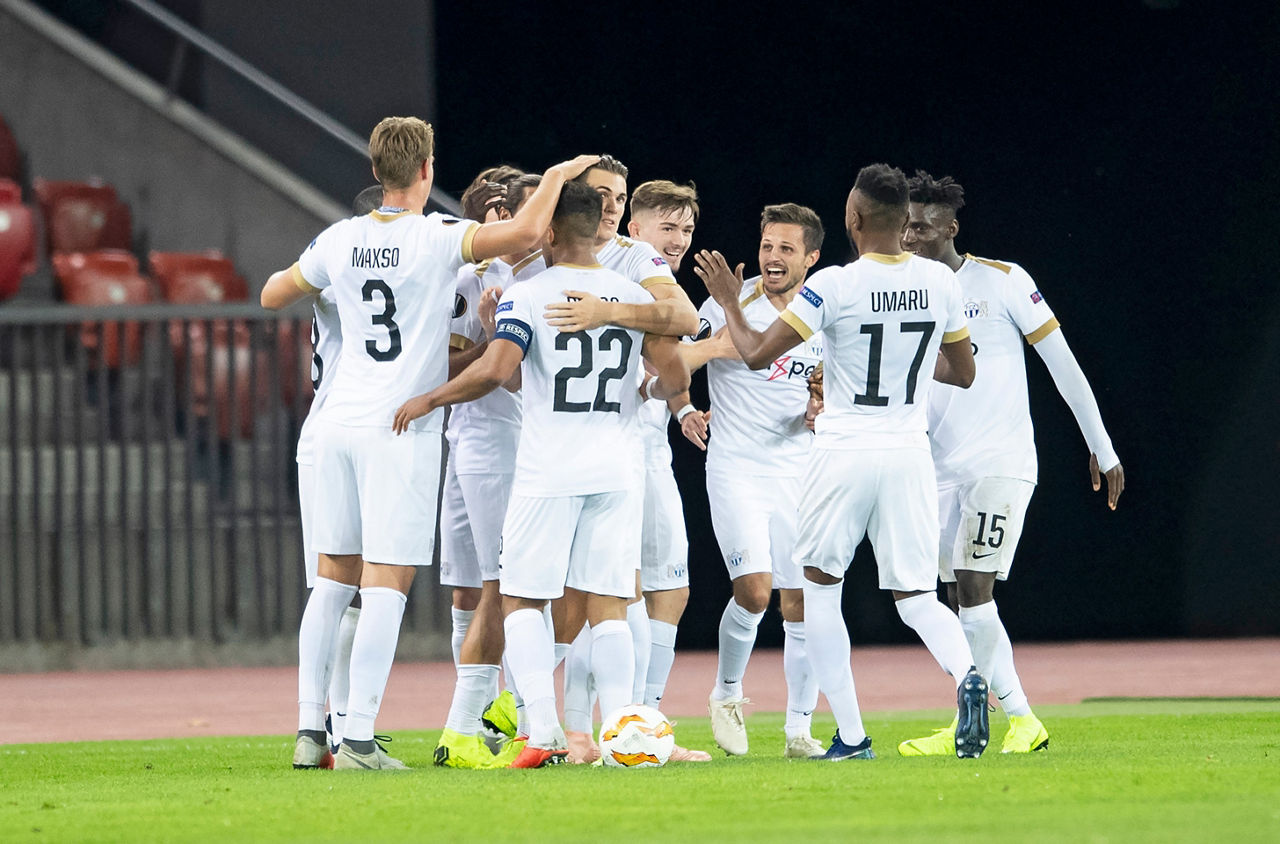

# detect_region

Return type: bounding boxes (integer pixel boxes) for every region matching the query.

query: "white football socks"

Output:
[450,607,474,669]
[626,601,651,705]
[562,626,593,734]
[342,586,407,743]
[297,577,357,732]
[895,592,975,685]
[782,619,820,741]
[801,579,865,745]
[645,619,678,709]
[444,663,500,736]
[712,598,765,701]
[959,600,1030,716]
[503,608,559,746]
[326,605,359,744]
[591,618,635,720]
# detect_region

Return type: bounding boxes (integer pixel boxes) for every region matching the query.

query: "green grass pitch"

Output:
[2,699,1278,842]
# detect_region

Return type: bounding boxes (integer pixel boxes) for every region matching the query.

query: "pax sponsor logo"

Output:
[767,355,820,383]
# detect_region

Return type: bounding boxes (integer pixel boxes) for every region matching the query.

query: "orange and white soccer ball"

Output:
[599,704,675,768]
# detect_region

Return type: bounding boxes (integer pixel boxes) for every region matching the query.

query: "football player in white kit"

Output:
[391,181,691,767]
[625,179,712,762]
[262,116,600,770]
[696,164,990,761]
[435,172,551,768]
[681,204,830,759]
[896,170,1124,756]
[540,157,699,763]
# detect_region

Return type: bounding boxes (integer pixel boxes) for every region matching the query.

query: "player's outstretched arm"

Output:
[544,283,699,337]
[448,341,488,378]
[678,326,739,373]
[693,250,799,369]
[469,155,601,262]
[640,334,691,401]
[260,266,313,310]
[936,334,976,387]
[1031,328,1123,509]
[392,340,523,434]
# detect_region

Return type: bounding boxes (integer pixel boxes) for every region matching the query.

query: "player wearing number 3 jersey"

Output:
[262,116,602,770]
[696,163,990,761]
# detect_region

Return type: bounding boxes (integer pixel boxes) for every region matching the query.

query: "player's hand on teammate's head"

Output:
[392,395,434,435]
[680,408,711,451]
[549,155,603,181]
[693,250,746,305]
[478,285,503,340]
[544,290,609,333]
[1089,453,1125,511]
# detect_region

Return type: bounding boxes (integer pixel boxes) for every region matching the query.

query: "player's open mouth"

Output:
[764,267,786,279]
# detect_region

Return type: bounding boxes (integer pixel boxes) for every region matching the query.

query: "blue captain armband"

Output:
[493,318,532,355]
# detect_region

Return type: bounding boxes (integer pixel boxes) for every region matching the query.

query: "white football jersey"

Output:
[927,255,1059,486]
[782,252,967,450]
[446,251,547,474]
[494,263,652,496]
[595,235,678,290]
[295,286,342,465]
[636,397,673,468]
[700,277,823,476]
[293,209,478,433]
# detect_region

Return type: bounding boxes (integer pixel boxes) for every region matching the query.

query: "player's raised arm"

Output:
[468,155,601,262]
[1031,328,1124,509]
[693,250,801,369]
[260,264,315,310]
[546,282,698,337]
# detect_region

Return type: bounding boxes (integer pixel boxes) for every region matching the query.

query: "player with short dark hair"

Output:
[392,180,690,767]
[696,163,990,761]
[895,169,1123,756]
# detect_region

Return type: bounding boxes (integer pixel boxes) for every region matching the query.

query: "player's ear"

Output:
[948,218,960,240]
[627,219,641,237]
[804,249,820,269]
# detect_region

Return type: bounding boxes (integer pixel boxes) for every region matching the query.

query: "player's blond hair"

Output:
[631,180,700,224]
[368,117,435,191]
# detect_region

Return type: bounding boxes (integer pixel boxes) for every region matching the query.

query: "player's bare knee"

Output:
[803,566,841,587]
[645,587,688,623]
[318,553,362,586]
[954,570,996,607]
[732,575,771,614]
[778,588,804,622]
[453,586,482,612]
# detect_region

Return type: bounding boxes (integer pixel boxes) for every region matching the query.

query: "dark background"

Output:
[40,0,1280,647]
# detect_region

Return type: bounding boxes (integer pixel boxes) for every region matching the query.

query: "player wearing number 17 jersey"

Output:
[262,117,601,770]
[392,181,690,767]
[695,163,989,761]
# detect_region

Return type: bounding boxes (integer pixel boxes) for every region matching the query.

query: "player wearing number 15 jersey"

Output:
[392,181,690,767]
[262,116,601,770]
[896,171,1124,757]
[695,163,989,761]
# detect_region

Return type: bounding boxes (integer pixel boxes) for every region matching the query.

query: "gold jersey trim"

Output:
[639,275,677,289]
[290,263,319,294]
[473,258,493,278]
[511,250,543,275]
[863,251,911,265]
[1025,316,1060,345]
[461,222,480,265]
[558,262,603,270]
[369,209,413,222]
[449,334,474,351]
[964,253,1013,274]
[740,280,765,308]
[942,326,971,344]
[779,309,813,340]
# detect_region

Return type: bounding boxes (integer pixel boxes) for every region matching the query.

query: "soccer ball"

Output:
[599,704,675,768]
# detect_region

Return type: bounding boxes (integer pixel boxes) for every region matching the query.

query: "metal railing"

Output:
[0,305,445,659]
[115,0,461,216]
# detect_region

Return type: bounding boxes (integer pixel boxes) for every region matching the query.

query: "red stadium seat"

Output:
[51,250,151,368]
[0,115,20,184]
[34,179,132,254]
[0,177,21,203]
[0,197,37,301]
[150,251,249,303]
[173,319,269,439]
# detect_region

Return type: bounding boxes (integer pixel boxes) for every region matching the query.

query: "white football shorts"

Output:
[311,420,442,566]
[641,462,688,593]
[938,476,1036,583]
[793,445,939,592]
[440,457,514,588]
[706,467,804,590]
[499,487,642,601]
[297,461,318,588]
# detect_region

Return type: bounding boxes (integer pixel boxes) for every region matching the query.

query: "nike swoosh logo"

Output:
[997,691,1012,701]
[971,551,998,559]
